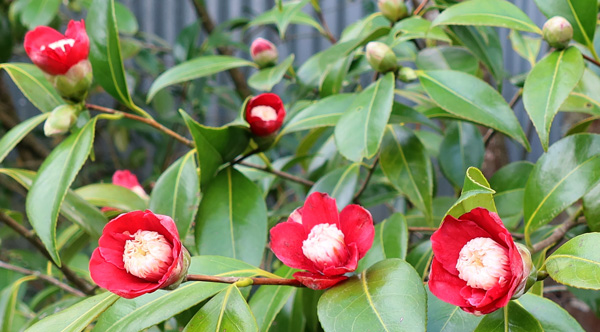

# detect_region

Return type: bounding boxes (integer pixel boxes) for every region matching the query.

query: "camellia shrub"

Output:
[1,0,600,331]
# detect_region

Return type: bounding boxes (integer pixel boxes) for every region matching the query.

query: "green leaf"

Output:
[184,285,258,332]
[357,213,409,272]
[473,301,543,332]
[534,0,596,48]
[583,183,600,231]
[509,30,541,67]
[75,184,147,211]
[148,56,256,101]
[545,233,600,289]
[406,240,433,279]
[489,161,534,230]
[281,94,356,135]
[25,292,119,332]
[334,72,395,162]
[446,167,497,218]
[523,134,600,244]
[87,0,139,114]
[149,151,200,239]
[248,54,294,91]
[308,163,360,209]
[196,168,267,266]
[426,287,482,332]
[438,121,484,188]
[250,0,322,38]
[389,16,451,46]
[0,113,49,163]
[0,168,106,240]
[0,276,36,332]
[249,265,296,332]
[26,117,99,265]
[418,70,529,149]
[516,293,585,332]
[380,125,434,226]
[450,26,504,82]
[523,47,584,150]
[317,259,427,332]
[21,0,61,29]
[319,53,354,98]
[0,63,63,113]
[114,2,138,35]
[433,0,541,34]
[416,46,478,75]
[389,102,440,132]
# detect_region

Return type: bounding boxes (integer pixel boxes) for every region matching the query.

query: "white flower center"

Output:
[456,237,510,290]
[250,105,277,121]
[302,224,348,269]
[123,230,173,281]
[41,39,75,53]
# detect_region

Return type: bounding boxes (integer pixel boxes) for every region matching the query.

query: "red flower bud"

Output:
[250,38,278,68]
[112,170,149,200]
[89,210,190,299]
[428,208,531,315]
[245,93,286,137]
[269,192,375,290]
[24,20,90,76]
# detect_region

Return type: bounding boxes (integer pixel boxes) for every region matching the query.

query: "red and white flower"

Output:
[245,93,286,137]
[250,38,278,67]
[270,192,375,289]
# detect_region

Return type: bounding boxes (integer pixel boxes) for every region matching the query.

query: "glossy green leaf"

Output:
[473,301,542,332]
[450,26,504,82]
[0,63,63,113]
[250,0,322,38]
[0,113,49,163]
[389,16,451,46]
[248,54,294,91]
[317,259,426,332]
[0,168,106,240]
[524,134,600,244]
[340,13,389,42]
[0,276,36,332]
[381,125,434,225]
[523,47,584,150]
[534,0,596,48]
[583,183,600,231]
[405,197,455,228]
[308,163,359,209]
[416,46,478,75]
[249,265,296,332]
[418,70,529,149]
[566,115,600,136]
[509,30,541,67]
[334,72,394,162]
[75,183,147,211]
[433,0,541,33]
[87,0,139,113]
[516,293,585,332]
[439,122,484,188]
[149,151,200,239]
[196,167,267,266]
[281,94,356,135]
[357,213,409,272]
[184,285,258,332]
[114,2,138,34]
[148,56,256,101]
[545,233,600,289]
[25,292,119,332]
[389,103,440,132]
[21,0,61,29]
[426,287,482,332]
[489,161,534,230]
[26,117,98,265]
[446,167,497,218]
[406,240,433,279]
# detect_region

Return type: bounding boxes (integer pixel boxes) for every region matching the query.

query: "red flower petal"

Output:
[293,271,348,290]
[339,204,374,259]
[112,170,142,189]
[321,242,359,276]
[245,93,285,136]
[269,221,315,271]
[428,258,470,308]
[301,192,339,234]
[459,208,512,246]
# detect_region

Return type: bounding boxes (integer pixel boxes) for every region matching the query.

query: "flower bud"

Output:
[366,42,398,73]
[543,16,573,49]
[250,38,278,68]
[245,93,285,137]
[48,59,93,103]
[512,243,537,299]
[378,0,408,23]
[398,67,417,82]
[44,104,79,136]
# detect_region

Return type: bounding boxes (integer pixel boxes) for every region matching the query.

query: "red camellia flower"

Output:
[24,20,89,76]
[270,192,374,290]
[428,208,532,315]
[245,93,286,137]
[89,210,190,299]
[112,170,149,200]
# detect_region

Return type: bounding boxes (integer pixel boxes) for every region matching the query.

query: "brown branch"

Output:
[186,274,304,287]
[0,260,85,297]
[86,104,194,148]
[414,0,429,15]
[238,161,315,187]
[583,53,600,68]
[191,0,252,99]
[316,11,337,44]
[353,155,380,203]
[531,208,584,254]
[484,89,522,147]
[0,212,95,295]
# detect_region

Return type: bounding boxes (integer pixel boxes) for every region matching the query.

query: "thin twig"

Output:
[531,208,584,254]
[86,104,194,148]
[0,212,95,295]
[316,11,337,44]
[186,274,304,287]
[484,89,522,146]
[414,0,429,15]
[239,161,315,187]
[0,260,85,297]
[583,53,600,68]
[353,154,380,203]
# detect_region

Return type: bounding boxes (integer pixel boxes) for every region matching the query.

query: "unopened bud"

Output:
[398,67,417,82]
[48,59,93,103]
[365,42,398,73]
[250,38,278,68]
[543,16,573,49]
[378,0,408,22]
[512,243,537,299]
[44,104,79,136]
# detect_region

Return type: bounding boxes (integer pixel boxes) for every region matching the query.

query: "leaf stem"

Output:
[353,154,380,203]
[186,274,304,287]
[582,52,600,68]
[414,0,429,15]
[531,207,585,254]
[238,161,315,187]
[316,10,337,44]
[0,260,86,297]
